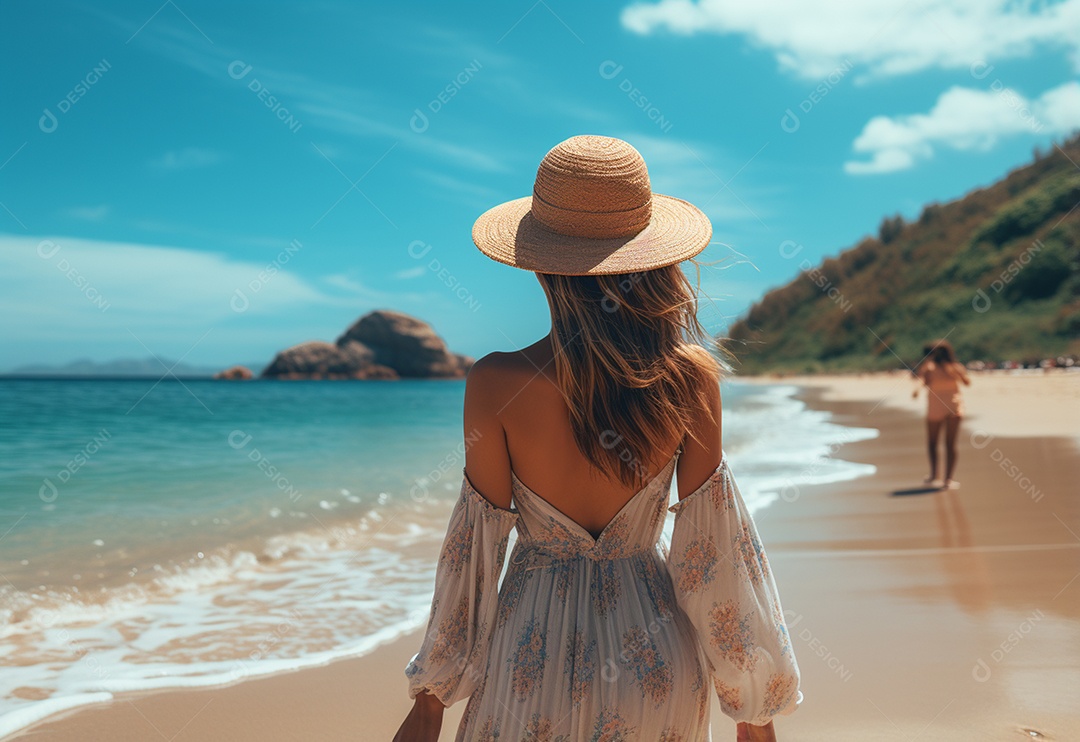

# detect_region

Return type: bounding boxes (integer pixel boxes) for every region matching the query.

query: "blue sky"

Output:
[2,0,1078,371]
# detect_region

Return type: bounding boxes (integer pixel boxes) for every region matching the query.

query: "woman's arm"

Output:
[956,363,972,386]
[912,362,929,398]
[392,691,444,742]
[738,720,777,741]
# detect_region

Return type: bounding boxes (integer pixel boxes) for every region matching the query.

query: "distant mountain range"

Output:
[4,310,471,381]
[727,131,1080,374]
[1,358,266,378]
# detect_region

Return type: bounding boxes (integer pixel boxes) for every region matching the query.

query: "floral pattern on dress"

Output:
[550,559,577,601]
[733,520,770,585]
[493,532,511,581]
[690,654,708,725]
[498,561,531,628]
[522,713,571,742]
[674,537,719,593]
[463,470,520,526]
[712,468,736,511]
[707,599,758,673]
[440,517,474,575]
[429,593,469,665]
[509,618,547,701]
[632,552,677,619]
[587,708,636,742]
[620,625,674,706]
[412,454,801,737]
[772,601,793,658]
[713,677,743,715]
[462,614,492,683]
[458,669,488,735]
[407,469,519,707]
[759,672,799,719]
[565,628,597,706]
[662,457,803,726]
[475,716,500,742]
[548,516,592,557]
[511,474,594,558]
[590,559,622,616]
[590,512,634,559]
[658,727,685,742]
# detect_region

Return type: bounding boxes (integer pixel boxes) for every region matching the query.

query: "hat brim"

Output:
[471,193,712,276]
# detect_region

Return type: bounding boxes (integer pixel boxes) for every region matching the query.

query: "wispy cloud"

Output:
[65,204,111,221]
[94,15,513,174]
[148,147,223,171]
[845,81,1080,174]
[621,132,774,227]
[393,265,427,280]
[0,234,332,331]
[621,0,1080,81]
[0,233,442,367]
[400,24,518,69]
[414,168,505,212]
[321,273,377,296]
[297,104,509,172]
[322,271,432,300]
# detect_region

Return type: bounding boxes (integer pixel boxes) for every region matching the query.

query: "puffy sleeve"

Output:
[404,466,520,706]
[665,454,803,726]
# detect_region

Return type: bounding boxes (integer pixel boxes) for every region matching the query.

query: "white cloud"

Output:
[0,234,332,337]
[0,233,456,368]
[621,0,1080,80]
[845,81,1080,174]
[149,147,222,171]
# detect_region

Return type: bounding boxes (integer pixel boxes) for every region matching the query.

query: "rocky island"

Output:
[255,309,473,380]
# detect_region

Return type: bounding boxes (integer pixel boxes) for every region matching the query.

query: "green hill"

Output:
[727,132,1080,373]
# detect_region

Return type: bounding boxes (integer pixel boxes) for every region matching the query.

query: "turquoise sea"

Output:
[0,378,876,735]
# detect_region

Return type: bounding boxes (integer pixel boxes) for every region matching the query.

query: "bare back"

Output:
[471,335,721,539]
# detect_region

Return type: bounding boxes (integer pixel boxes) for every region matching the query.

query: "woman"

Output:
[394,136,802,741]
[913,339,971,490]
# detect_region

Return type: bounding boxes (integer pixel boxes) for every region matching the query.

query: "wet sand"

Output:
[13,374,1080,741]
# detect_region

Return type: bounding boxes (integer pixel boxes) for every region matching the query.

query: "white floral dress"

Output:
[404,447,802,740]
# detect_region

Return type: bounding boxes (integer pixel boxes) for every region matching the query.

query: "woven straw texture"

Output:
[472,135,712,276]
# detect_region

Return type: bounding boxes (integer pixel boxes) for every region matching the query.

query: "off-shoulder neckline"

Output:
[461,468,520,518]
[511,450,680,543]
[667,453,729,514]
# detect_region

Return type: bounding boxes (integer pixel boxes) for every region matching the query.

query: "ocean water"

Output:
[0,378,876,735]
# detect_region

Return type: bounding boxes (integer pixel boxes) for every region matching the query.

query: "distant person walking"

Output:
[913,340,971,489]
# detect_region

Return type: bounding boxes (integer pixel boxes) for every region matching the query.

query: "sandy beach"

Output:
[13,371,1080,741]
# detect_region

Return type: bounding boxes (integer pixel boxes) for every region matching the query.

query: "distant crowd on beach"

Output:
[963,355,1076,371]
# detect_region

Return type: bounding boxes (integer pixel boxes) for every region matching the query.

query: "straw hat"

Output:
[471,135,712,276]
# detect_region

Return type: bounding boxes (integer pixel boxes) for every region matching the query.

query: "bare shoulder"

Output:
[463,351,533,413]
[466,350,530,385]
[691,363,722,432]
[676,354,723,500]
[462,354,517,509]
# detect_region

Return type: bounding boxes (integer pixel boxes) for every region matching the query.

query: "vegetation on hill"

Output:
[726,132,1080,374]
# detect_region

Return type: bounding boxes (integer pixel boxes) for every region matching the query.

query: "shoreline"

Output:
[12,373,1080,740]
[738,368,1080,440]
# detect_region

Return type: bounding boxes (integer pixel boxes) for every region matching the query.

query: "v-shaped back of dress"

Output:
[509,450,679,560]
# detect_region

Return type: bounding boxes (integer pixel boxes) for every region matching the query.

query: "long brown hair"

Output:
[536,261,731,489]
